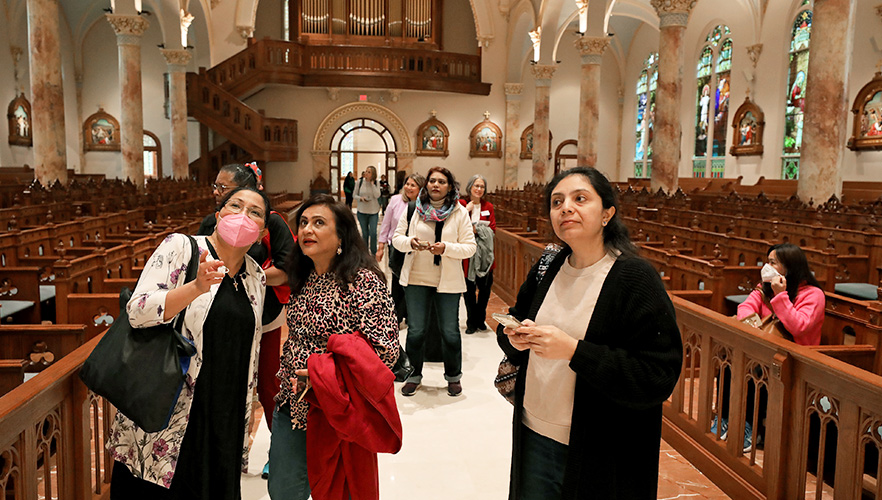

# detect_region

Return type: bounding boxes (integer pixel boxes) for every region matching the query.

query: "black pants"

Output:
[391,276,407,324]
[464,271,493,331]
[344,192,353,208]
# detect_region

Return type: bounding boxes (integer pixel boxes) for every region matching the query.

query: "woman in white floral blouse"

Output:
[109,187,270,500]
[268,194,399,500]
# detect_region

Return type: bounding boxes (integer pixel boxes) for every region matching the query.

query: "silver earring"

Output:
[336,246,342,255]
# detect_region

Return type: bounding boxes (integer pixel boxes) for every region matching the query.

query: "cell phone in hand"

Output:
[294,375,311,403]
[492,313,523,330]
[416,240,431,250]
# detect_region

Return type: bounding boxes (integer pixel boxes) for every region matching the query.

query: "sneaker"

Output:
[447,381,463,397]
[261,461,269,480]
[401,382,419,396]
[710,416,729,440]
[743,421,753,453]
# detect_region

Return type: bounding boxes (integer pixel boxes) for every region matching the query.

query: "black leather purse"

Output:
[79,235,200,432]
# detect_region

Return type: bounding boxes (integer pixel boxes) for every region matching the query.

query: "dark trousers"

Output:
[517,425,568,499]
[391,277,407,324]
[344,192,353,208]
[257,326,282,431]
[403,285,462,383]
[464,271,493,331]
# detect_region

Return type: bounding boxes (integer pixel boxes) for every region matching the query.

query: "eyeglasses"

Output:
[212,183,233,194]
[223,199,266,221]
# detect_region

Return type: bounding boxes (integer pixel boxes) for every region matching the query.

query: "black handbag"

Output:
[392,345,414,382]
[388,201,416,277]
[79,235,200,432]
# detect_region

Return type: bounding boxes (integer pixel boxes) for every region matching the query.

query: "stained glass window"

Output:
[693,26,732,178]
[634,53,658,178]
[783,9,811,179]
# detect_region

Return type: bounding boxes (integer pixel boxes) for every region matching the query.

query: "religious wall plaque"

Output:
[7,94,32,147]
[847,71,882,151]
[729,96,764,156]
[519,123,553,160]
[469,112,502,158]
[415,111,449,158]
[83,108,121,152]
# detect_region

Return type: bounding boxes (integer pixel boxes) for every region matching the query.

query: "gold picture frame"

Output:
[469,113,502,158]
[7,93,32,147]
[729,96,764,156]
[83,108,121,152]
[415,115,449,158]
[847,71,882,151]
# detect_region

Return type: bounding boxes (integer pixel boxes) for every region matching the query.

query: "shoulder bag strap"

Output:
[405,201,416,237]
[172,235,200,333]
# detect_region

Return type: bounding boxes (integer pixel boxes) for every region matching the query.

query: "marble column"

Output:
[575,36,610,168]
[27,0,68,185]
[650,0,697,193]
[531,65,556,183]
[161,49,192,179]
[797,0,856,203]
[75,72,86,173]
[107,14,149,189]
[504,83,523,188]
[397,152,416,177]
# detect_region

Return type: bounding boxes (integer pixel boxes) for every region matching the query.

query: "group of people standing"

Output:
[108,163,837,498]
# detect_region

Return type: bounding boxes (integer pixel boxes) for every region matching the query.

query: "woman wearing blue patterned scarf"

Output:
[392,167,476,397]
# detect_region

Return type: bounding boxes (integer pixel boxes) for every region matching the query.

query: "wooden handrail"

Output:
[0,333,111,500]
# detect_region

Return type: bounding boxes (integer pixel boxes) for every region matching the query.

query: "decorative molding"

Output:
[313,102,412,152]
[210,0,221,8]
[160,49,191,68]
[575,36,610,56]
[650,0,697,15]
[237,25,255,40]
[504,83,524,96]
[476,35,494,48]
[105,14,149,37]
[746,44,763,69]
[876,4,882,22]
[658,11,690,27]
[531,64,556,84]
[388,90,401,103]
[327,88,340,101]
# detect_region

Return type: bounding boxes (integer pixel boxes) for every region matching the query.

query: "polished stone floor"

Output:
[240,289,730,499]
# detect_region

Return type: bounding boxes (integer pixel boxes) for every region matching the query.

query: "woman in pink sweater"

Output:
[737,243,825,346]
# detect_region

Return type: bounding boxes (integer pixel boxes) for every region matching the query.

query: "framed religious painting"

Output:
[7,93,32,147]
[729,96,765,156]
[83,108,121,151]
[519,123,553,160]
[468,113,502,158]
[415,113,449,158]
[847,72,882,151]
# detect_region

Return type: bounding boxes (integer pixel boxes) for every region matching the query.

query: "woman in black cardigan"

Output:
[497,167,682,499]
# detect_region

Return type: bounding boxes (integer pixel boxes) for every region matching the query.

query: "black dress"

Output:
[110,243,256,500]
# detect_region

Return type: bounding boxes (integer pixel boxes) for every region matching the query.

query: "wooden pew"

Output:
[0,266,43,323]
[0,359,28,395]
[0,324,88,367]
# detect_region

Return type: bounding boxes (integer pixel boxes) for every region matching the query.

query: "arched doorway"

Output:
[554,139,578,175]
[329,119,397,198]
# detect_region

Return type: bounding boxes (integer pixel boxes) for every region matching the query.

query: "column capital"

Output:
[237,25,254,41]
[575,36,610,65]
[650,0,696,27]
[531,64,557,86]
[476,35,494,48]
[504,83,524,96]
[106,14,149,42]
[746,43,763,68]
[161,49,192,70]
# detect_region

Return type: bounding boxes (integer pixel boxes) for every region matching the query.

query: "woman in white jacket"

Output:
[393,166,476,397]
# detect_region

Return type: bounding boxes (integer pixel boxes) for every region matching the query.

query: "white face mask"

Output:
[760,263,782,283]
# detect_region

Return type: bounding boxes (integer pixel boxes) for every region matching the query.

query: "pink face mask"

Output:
[216,212,261,248]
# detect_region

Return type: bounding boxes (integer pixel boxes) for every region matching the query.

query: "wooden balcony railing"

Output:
[205,38,490,98]
[492,226,882,500]
[0,334,112,500]
[186,71,298,163]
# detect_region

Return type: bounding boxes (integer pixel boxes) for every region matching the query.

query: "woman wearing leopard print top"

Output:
[268,194,398,500]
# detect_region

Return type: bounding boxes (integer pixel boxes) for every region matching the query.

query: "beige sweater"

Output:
[522,253,616,444]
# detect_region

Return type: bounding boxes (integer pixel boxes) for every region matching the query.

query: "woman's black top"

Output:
[169,240,255,499]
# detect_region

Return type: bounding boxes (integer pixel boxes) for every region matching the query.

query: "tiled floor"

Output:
[240,287,729,499]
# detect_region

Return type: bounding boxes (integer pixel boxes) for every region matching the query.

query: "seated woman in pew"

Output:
[109,187,270,500]
[737,242,825,346]
[497,167,682,498]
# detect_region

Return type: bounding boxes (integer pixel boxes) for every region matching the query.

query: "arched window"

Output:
[329,118,398,197]
[692,25,732,178]
[634,53,658,179]
[143,131,161,179]
[782,8,812,180]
